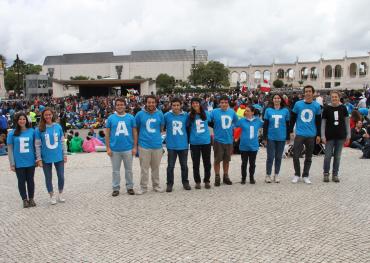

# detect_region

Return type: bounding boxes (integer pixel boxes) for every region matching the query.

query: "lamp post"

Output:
[192,46,196,86]
[15,54,21,94]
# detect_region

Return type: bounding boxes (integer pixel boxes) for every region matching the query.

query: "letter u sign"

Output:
[45,133,59,149]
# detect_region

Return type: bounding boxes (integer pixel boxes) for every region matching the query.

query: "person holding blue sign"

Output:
[7,112,37,208]
[236,105,264,184]
[210,95,238,186]
[290,85,322,184]
[106,98,137,196]
[135,95,165,195]
[35,108,67,205]
[263,94,290,183]
[164,98,191,192]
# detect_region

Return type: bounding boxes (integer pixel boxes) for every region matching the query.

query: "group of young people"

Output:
[7,85,351,207]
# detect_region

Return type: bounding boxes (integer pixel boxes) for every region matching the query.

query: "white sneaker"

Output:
[57,193,65,203]
[265,175,272,183]
[303,177,312,184]
[136,188,147,195]
[291,176,300,184]
[153,186,164,193]
[274,175,280,183]
[50,196,57,205]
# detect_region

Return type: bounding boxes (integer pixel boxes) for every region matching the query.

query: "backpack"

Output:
[362,141,370,159]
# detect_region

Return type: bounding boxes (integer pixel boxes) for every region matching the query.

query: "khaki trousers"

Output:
[139,147,163,190]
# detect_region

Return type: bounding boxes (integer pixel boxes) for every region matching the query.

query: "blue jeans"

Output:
[42,161,65,193]
[111,151,134,191]
[323,139,344,176]
[15,166,35,200]
[266,140,286,175]
[166,149,189,186]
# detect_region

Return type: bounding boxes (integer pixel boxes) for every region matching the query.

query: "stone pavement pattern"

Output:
[0,148,369,263]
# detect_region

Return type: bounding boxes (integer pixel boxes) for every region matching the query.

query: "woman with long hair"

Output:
[188,98,212,189]
[7,112,37,208]
[263,94,290,183]
[35,108,67,205]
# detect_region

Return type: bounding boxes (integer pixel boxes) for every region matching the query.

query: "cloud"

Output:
[0,0,369,66]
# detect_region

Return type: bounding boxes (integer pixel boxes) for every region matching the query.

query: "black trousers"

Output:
[240,151,257,179]
[15,166,36,200]
[190,144,211,183]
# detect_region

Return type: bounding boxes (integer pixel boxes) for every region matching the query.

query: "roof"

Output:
[53,79,146,85]
[44,49,208,65]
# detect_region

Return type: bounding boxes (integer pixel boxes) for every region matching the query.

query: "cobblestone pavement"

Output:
[1,148,369,263]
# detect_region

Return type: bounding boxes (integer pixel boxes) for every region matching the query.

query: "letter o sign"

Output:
[300,109,313,123]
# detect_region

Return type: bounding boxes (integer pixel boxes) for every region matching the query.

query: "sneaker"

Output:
[332,175,340,183]
[57,193,66,203]
[273,175,280,183]
[23,199,30,208]
[136,188,147,195]
[265,175,272,183]
[241,178,246,184]
[303,177,312,184]
[112,190,120,197]
[323,173,330,183]
[50,196,57,205]
[153,186,164,193]
[127,189,135,195]
[214,175,221,187]
[28,199,36,207]
[291,176,300,184]
[183,183,191,191]
[223,175,233,185]
[166,185,173,193]
[204,182,211,189]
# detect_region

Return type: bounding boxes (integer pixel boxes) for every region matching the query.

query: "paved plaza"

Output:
[0,147,369,263]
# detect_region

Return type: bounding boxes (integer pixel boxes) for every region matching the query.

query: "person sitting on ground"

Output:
[82,132,104,153]
[69,132,83,153]
[0,133,7,156]
[97,130,106,145]
[66,130,74,152]
[350,121,369,150]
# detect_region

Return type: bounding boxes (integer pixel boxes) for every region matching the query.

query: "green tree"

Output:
[273,79,284,89]
[189,61,230,88]
[70,75,90,80]
[133,75,144,79]
[156,73,175,93]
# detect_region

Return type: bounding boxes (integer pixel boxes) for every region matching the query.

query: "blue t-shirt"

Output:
[358,107,369,117]
[264,107,290,141]
[236,117,263,152]
[7,128,36,168]
[345,103,354,115]
[210,108,238,145]
[292,100,321,137]
[106,113,136,152]
[164,111,188,150]
[35,123,64,163]
[189,112,211,145]
[135,109,164,149]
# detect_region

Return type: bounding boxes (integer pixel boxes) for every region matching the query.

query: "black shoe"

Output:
[28,199,36,207]
[205,182,211,189]
[332,175,340,183]
[323,173,330,183]
[127,189,135,195]
[195,183,201,189]
[241,178,246,184]
[223,175,233,185]
[166,185,173,192]
[112,190,120,197]
[183,183,191,191]
[249,175,256,184]
[214,175,221,187]
[23,200,29,208]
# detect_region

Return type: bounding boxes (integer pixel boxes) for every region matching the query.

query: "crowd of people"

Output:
[1,85,370,208]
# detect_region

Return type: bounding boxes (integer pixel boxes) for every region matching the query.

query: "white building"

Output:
[229,52,370,90]
[42,49,208,82]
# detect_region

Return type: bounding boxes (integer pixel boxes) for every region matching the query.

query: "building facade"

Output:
[42,49,208,82]
[229,53,370,90]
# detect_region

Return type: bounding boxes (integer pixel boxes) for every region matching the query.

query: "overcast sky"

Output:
[0,0,369,66]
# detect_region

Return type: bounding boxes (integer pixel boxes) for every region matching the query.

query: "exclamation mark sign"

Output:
[334,111,339,126]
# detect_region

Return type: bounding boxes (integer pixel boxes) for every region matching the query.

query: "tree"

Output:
[133,75,144,79]
[70,75,90,80]
[188,61,230,88]
[4,56,42,92]
[156,73,175,93]
[273,79,284,89]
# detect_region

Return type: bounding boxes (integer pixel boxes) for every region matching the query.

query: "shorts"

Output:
[213,141,233,163]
